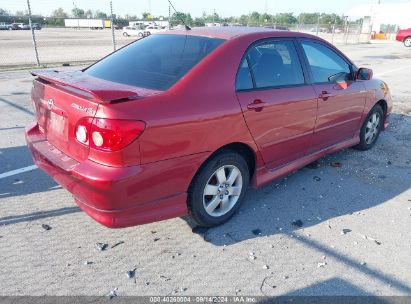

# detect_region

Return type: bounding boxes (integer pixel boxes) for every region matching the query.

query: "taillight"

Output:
[75,118,145,152]
[75,117,93,145]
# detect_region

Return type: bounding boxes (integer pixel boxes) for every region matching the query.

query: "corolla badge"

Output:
[71,103,96,115]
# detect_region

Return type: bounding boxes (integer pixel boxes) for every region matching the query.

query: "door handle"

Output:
[247,100,269,112]
[319,90,333,101]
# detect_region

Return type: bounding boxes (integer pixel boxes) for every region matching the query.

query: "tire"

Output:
[138,32,143,38]
[146,31,151,36]
[188,150,250,227]
[354,104,384,151]
[404,37,411,47]
[123,32,128,37]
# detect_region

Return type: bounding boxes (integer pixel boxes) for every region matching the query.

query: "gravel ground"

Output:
[0,41,410,297]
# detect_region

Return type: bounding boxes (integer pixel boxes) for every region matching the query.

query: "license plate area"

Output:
[48,111,67,139]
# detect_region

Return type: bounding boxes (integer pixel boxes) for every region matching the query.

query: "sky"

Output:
[1,0,411,17]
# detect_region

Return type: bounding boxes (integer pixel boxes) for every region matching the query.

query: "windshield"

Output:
[84,34,225,91]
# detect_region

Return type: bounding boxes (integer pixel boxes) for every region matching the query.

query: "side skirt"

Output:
[252,136,360,188]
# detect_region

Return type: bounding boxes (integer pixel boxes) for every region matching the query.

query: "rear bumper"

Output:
[25,123,206,228]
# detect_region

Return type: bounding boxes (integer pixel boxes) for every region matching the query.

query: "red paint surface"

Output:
[396,28,411,42]
[26,28,392,228]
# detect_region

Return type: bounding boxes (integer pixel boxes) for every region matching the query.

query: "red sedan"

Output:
[396,28,411,47]
[26,27,392,228]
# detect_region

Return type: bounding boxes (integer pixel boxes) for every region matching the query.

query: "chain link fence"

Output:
[0,5,371,70]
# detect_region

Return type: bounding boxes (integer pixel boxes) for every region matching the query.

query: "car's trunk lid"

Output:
[31,70,160,162]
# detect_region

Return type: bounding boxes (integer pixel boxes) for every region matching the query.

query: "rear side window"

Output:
[237,40,305,90]
[301,41,352,83]
[84,34,225,91]
[236,58,254,90]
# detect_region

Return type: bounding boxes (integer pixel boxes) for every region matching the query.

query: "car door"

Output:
[236,39,318,170]
[298,39,367,152]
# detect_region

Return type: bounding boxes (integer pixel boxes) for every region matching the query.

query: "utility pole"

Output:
[213,9,215,25]
[168,5,171,29]
[73,1,80,29]
[110,1,116,51]
[331,15,337,44]
[26,0,40,66]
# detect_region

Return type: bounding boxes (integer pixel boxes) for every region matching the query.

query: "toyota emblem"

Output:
[47,99,54,110]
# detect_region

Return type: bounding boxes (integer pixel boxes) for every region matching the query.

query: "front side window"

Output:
[84,34,225,91]
[243,40,305,89]
[301,41,352,83]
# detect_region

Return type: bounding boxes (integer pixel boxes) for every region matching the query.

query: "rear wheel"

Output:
[354,104,384,151]
[138,32,143,38]
[188,151,249,227]
[122,32,128,37]
[404,37,411,47]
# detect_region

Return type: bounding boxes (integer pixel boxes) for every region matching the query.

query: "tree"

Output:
[84,9,93,18]
[170,12,192,27]
[297,13,320,25]
[319,13,343,26]
[15,10,26,17]
[142,12,151,20]
[72,7,85,18]
[260,13,271,23]
[274,13,297,25]
[124,14,137,20]
[0,8,10,16]
[193,17,205,27]
[249,11,261,24]
[239,14,249,25]
[51,8,68,19]
[95,10,108,19]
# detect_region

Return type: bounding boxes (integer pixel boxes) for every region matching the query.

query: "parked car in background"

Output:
[122,26,147,37]
[16,23,30,30]
[9,23,20,30]
[144,25,166,35]
[26,27,392,229]
[396,28,411,47]
[31,23,42,30]
[310,27,328,33]
[0,22,8,30]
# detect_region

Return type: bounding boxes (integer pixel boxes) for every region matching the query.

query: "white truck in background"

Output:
[64,19,111,29]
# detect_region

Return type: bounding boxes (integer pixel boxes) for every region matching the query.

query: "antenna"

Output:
[167,0,191,30]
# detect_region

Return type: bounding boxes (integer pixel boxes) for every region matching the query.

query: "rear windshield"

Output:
[84,34,225,91]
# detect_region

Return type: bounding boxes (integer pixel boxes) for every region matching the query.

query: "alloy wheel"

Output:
[365,112,381,144]
[202,165,243,217]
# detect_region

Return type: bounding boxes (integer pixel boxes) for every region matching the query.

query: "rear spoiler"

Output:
[31,70,141,103]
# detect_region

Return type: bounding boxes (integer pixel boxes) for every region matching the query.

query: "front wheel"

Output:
[122,32,128,37]
[404,37,411,47]
[354,104,384,151]
[188,151,249,227]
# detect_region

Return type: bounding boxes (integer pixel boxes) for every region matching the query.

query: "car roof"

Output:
[164,26,318,40]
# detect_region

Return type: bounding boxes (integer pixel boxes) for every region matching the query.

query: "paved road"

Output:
[0,42,410,297]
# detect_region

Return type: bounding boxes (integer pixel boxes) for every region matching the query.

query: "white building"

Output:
[346,3,411,32]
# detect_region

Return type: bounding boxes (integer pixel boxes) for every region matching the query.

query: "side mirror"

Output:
[356,68,373,80]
